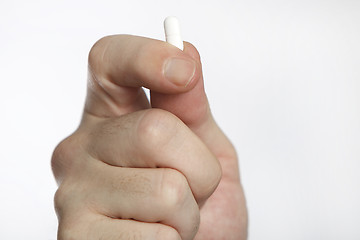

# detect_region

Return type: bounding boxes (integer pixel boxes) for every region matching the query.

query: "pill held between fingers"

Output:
[164,16,184,51]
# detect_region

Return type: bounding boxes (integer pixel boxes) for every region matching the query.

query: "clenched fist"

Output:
[52,35,248,240]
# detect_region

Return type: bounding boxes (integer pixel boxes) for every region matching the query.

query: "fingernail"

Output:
[164,58,196,87]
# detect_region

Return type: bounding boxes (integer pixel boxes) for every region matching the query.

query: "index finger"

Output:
[85,35,201,118]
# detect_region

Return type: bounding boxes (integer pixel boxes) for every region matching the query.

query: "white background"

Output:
[1,0,359,239]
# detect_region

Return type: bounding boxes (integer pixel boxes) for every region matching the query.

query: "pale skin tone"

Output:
[52,35,248,240]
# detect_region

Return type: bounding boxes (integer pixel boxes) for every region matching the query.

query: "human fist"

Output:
[52,35,247,240]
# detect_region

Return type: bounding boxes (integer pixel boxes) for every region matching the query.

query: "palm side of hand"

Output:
[196,157,247,240]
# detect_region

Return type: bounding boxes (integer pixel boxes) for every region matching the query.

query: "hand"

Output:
[52,35,248,240]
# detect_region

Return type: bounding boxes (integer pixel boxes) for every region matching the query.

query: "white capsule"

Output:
[164,16,183,51]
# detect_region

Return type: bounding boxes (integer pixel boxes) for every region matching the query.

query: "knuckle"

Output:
[160,169,190,209]
[88,35,112,69]
[51,138,73,181]
[137,109,179,149]
[53,182,75,218]
[198,158,222,202]
[53,187,65,214]
[88,35,129,76]
[51,135,84,182]
[52,138,69,166]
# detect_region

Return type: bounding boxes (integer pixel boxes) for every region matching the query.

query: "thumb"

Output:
[82,35,201,120]
[150,42,237,164]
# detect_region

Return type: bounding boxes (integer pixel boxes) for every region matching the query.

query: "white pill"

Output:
[164,16,184,51]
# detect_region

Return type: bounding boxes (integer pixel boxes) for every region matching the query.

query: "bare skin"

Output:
[52,35,248,240]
